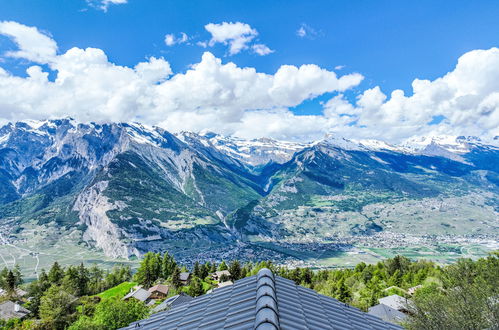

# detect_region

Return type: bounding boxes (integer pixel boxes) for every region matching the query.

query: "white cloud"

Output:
[0,21,362,139]
[296,26,306,38]
[1,21,497,143]
[87,0,127,12]
[164,32,189,46]
[252,44,274,56]
[296,24,320,39]
[204,22,272,56]
[323,48,499,142]
[0,21,57,63]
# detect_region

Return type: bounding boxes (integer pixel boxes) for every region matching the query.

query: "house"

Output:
[14,288,28,298]
[217,280,233,288]
[0,301,30,321]
[152,293,193,313]
[368,303,408,324]
[148,284,169,299]
[407,285,422,295]
[0,288,28,297]
[121,268,403,329]
[211,270,231,281]
[179,272,191,285]
[378,294,411,312]
[122,288,152,303]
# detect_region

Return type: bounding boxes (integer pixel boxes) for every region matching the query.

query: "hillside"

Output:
[0,119,497,276]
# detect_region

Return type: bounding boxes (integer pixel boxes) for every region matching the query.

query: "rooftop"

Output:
[378,295,410,311]
[149,284,169,295]
[123,288,152,302]
[368,304,407,324]
[152,293,194,313]
[121,268,403,329]
[0,301,30,320]
[179,272,191,281]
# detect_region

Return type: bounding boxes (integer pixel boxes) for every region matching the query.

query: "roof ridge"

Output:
[254,268,280,330]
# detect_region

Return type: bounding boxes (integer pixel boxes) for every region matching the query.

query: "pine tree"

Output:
[193,262,200,278]
[48,262,65,285]
[200,263,209,279]
[171,267,181,289]
[161,252,176,279]
[6,270,16,292]
[76,263,89,296]
[135,252,160,287]
[229,260,241,281]
[13,264,23,286]
[0,267,8,288]
[187,277,204,297]
[218,261,228,271]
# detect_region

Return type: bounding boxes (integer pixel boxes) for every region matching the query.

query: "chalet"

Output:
[148,284,169,299]
[378,294,411,312]
[211,270,231,281]
[179,272,191,285]
[152,293,193,313]
[122,288,152,303]
[0,301,30,321]
[121,268,403,329]
[0,288,28,298]
[368,303,407,324]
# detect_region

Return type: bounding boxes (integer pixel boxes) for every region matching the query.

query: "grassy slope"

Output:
[97,282,138,300]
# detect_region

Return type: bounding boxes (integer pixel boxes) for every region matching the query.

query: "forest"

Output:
[0,251,496,329]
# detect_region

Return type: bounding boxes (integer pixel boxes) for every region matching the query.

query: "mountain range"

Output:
[0,119,497,262]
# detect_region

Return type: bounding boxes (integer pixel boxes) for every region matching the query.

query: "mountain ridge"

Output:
[0,119,497,263]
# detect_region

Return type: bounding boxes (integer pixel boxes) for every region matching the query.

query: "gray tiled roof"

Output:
[368,304,407,324]
[121,268,403,329]
[123,288,152,302]
[0,301,30,320]
[179,272,191,281]
[152,293,194,313]
[378,295,409,311]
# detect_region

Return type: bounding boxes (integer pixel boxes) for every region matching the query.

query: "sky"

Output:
[0,0,498,142]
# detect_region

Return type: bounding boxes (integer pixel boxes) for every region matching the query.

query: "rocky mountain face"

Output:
[0,119,498,259]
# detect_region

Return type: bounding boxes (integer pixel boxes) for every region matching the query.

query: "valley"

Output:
[0,119,497,277]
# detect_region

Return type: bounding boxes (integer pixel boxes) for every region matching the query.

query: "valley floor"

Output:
[0,221,496,280]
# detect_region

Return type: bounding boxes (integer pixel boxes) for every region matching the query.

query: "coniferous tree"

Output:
[6,270,16,292]
[48,262,65,285]
[228,260,241,281]
[13,264,23,286]
[187,277,204,297]
[134,252,161,287]
[0,267,8,289]
[218,261,228,271]
[200,263,209,279]
[76,263,89,296]
[193,262,200,278]
[39,285,77,329]
[171,267,181,289]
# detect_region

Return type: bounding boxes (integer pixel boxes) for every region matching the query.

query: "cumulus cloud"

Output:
[164,32,189,46]
[0,21,57,63]
[204,22,272,56]
[87,0,127,12]
[252,44,274,56]
[0,21,362,139]
[1,21,497,142]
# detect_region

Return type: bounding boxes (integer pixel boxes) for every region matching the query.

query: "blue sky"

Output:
[0,0,498,141]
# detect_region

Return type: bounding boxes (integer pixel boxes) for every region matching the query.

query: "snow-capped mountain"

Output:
[176,131,309,167]
[0,119,498,261]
